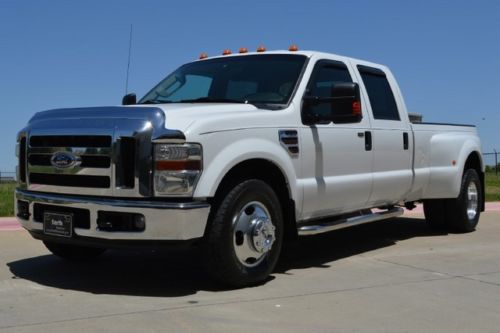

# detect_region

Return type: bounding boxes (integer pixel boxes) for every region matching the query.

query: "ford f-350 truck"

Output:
[15,48,484,287]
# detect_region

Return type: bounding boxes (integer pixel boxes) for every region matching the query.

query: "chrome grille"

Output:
[18,105,183,198]
[27,135,114,192]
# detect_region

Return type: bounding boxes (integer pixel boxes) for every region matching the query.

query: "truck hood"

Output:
[28,103,262,135]
[134,103,261,133]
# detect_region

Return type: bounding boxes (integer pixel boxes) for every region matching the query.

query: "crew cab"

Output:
[15,48,484,287]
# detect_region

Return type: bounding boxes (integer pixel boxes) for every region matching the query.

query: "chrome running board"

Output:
[297,207,404,236]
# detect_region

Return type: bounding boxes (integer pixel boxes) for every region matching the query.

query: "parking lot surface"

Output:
[1,207,500,332]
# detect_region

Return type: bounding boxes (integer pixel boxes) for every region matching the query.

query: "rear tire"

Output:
[43,241,106,261]
[203,179,283,288]
[447,169,482,233]
[423,169,482,233]
[423,199,449,231]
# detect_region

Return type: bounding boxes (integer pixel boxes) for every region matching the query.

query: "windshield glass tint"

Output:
[139,54,307,105]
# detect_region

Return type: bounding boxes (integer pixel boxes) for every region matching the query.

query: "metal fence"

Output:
[483,151,499,175]
[0,171,16,183]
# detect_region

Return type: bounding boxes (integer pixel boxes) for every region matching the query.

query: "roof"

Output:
[194,49,385,69]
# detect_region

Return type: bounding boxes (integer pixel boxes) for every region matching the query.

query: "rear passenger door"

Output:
[355,64,413,206]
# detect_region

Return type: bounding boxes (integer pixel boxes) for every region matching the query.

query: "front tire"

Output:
[43,241,106,261]
[203,179,283,288]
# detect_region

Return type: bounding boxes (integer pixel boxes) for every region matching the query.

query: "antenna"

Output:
[125,24,133,94]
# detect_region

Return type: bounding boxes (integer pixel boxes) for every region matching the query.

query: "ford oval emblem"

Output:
[50,152,80,169]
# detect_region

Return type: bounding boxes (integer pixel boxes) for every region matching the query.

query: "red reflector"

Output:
[352,101,361,115]
[156,160,201,171]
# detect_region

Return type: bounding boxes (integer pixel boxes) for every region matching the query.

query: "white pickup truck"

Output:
[15,48,484,287]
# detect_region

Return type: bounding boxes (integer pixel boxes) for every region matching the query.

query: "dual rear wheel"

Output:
[423,169,482,233]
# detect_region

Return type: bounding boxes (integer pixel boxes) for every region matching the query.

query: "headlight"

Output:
[153,143,202,196]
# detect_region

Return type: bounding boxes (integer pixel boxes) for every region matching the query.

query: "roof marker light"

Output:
[289,44,299,51]
[222,49,232,55]
[239,47,248,53]
[199,52,208,59]
[256,45,266,52]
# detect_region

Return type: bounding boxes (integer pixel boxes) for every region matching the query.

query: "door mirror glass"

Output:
[303,82,362,124]
[330,82,362,124]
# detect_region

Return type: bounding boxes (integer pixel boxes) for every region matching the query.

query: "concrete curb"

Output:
[0,217,23,231]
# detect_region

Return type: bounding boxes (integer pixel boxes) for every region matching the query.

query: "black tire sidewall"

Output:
[206,179,284,286]
[453,169,482,232]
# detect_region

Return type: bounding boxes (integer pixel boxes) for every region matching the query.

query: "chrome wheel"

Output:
[232,201,276,268]
[466,182,479,220]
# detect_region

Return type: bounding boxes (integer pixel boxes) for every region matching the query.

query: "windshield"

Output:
[139,54,307,107]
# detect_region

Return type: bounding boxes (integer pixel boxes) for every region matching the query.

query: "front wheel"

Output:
[203,179,283,287]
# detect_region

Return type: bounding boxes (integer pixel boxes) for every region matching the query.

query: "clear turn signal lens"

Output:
[153,143,202,196]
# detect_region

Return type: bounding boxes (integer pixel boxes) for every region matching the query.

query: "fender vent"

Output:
[279,130,299,156]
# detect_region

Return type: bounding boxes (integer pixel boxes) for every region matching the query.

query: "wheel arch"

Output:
[463,151,485,212]
[206,158,298,242]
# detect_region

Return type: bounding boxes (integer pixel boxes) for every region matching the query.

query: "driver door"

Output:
[300,59,373,220]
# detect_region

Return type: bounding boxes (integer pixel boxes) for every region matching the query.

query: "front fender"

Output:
[193,130,300,203]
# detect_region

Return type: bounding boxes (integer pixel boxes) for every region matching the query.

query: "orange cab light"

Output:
[256,45,266,52]
[222,49,232,55]
[289,44,299,51]
[352,101,362,115]
[199,52,208,59]
[239,47,248,53]
[156,160,201,171]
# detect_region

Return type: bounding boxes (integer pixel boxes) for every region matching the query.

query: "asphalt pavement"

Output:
[1,206,500,332]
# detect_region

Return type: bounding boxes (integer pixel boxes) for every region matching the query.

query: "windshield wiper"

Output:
[140,99,174,104]
[179,97,247,104]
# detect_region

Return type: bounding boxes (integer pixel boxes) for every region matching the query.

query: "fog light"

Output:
[97,212,145,232]
[17,200,30,220]
[134,215,146,230]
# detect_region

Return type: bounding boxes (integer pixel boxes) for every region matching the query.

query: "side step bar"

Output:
[298,207,404,236]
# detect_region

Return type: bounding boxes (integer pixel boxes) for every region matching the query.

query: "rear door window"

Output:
[357,65,400,121]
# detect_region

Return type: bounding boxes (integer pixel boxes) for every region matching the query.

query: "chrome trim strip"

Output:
[28,166,110,176]
[16,189,209,210]
[298,207,404,236]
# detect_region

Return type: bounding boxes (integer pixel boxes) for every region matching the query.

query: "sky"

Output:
[0,0,499,171]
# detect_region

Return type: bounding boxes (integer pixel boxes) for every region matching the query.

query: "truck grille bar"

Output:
[29,173,111,188]
[19,137,27,183]
[29,135,112,148]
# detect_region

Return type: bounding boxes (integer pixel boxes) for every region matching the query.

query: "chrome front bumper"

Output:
[15,189,210,242]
